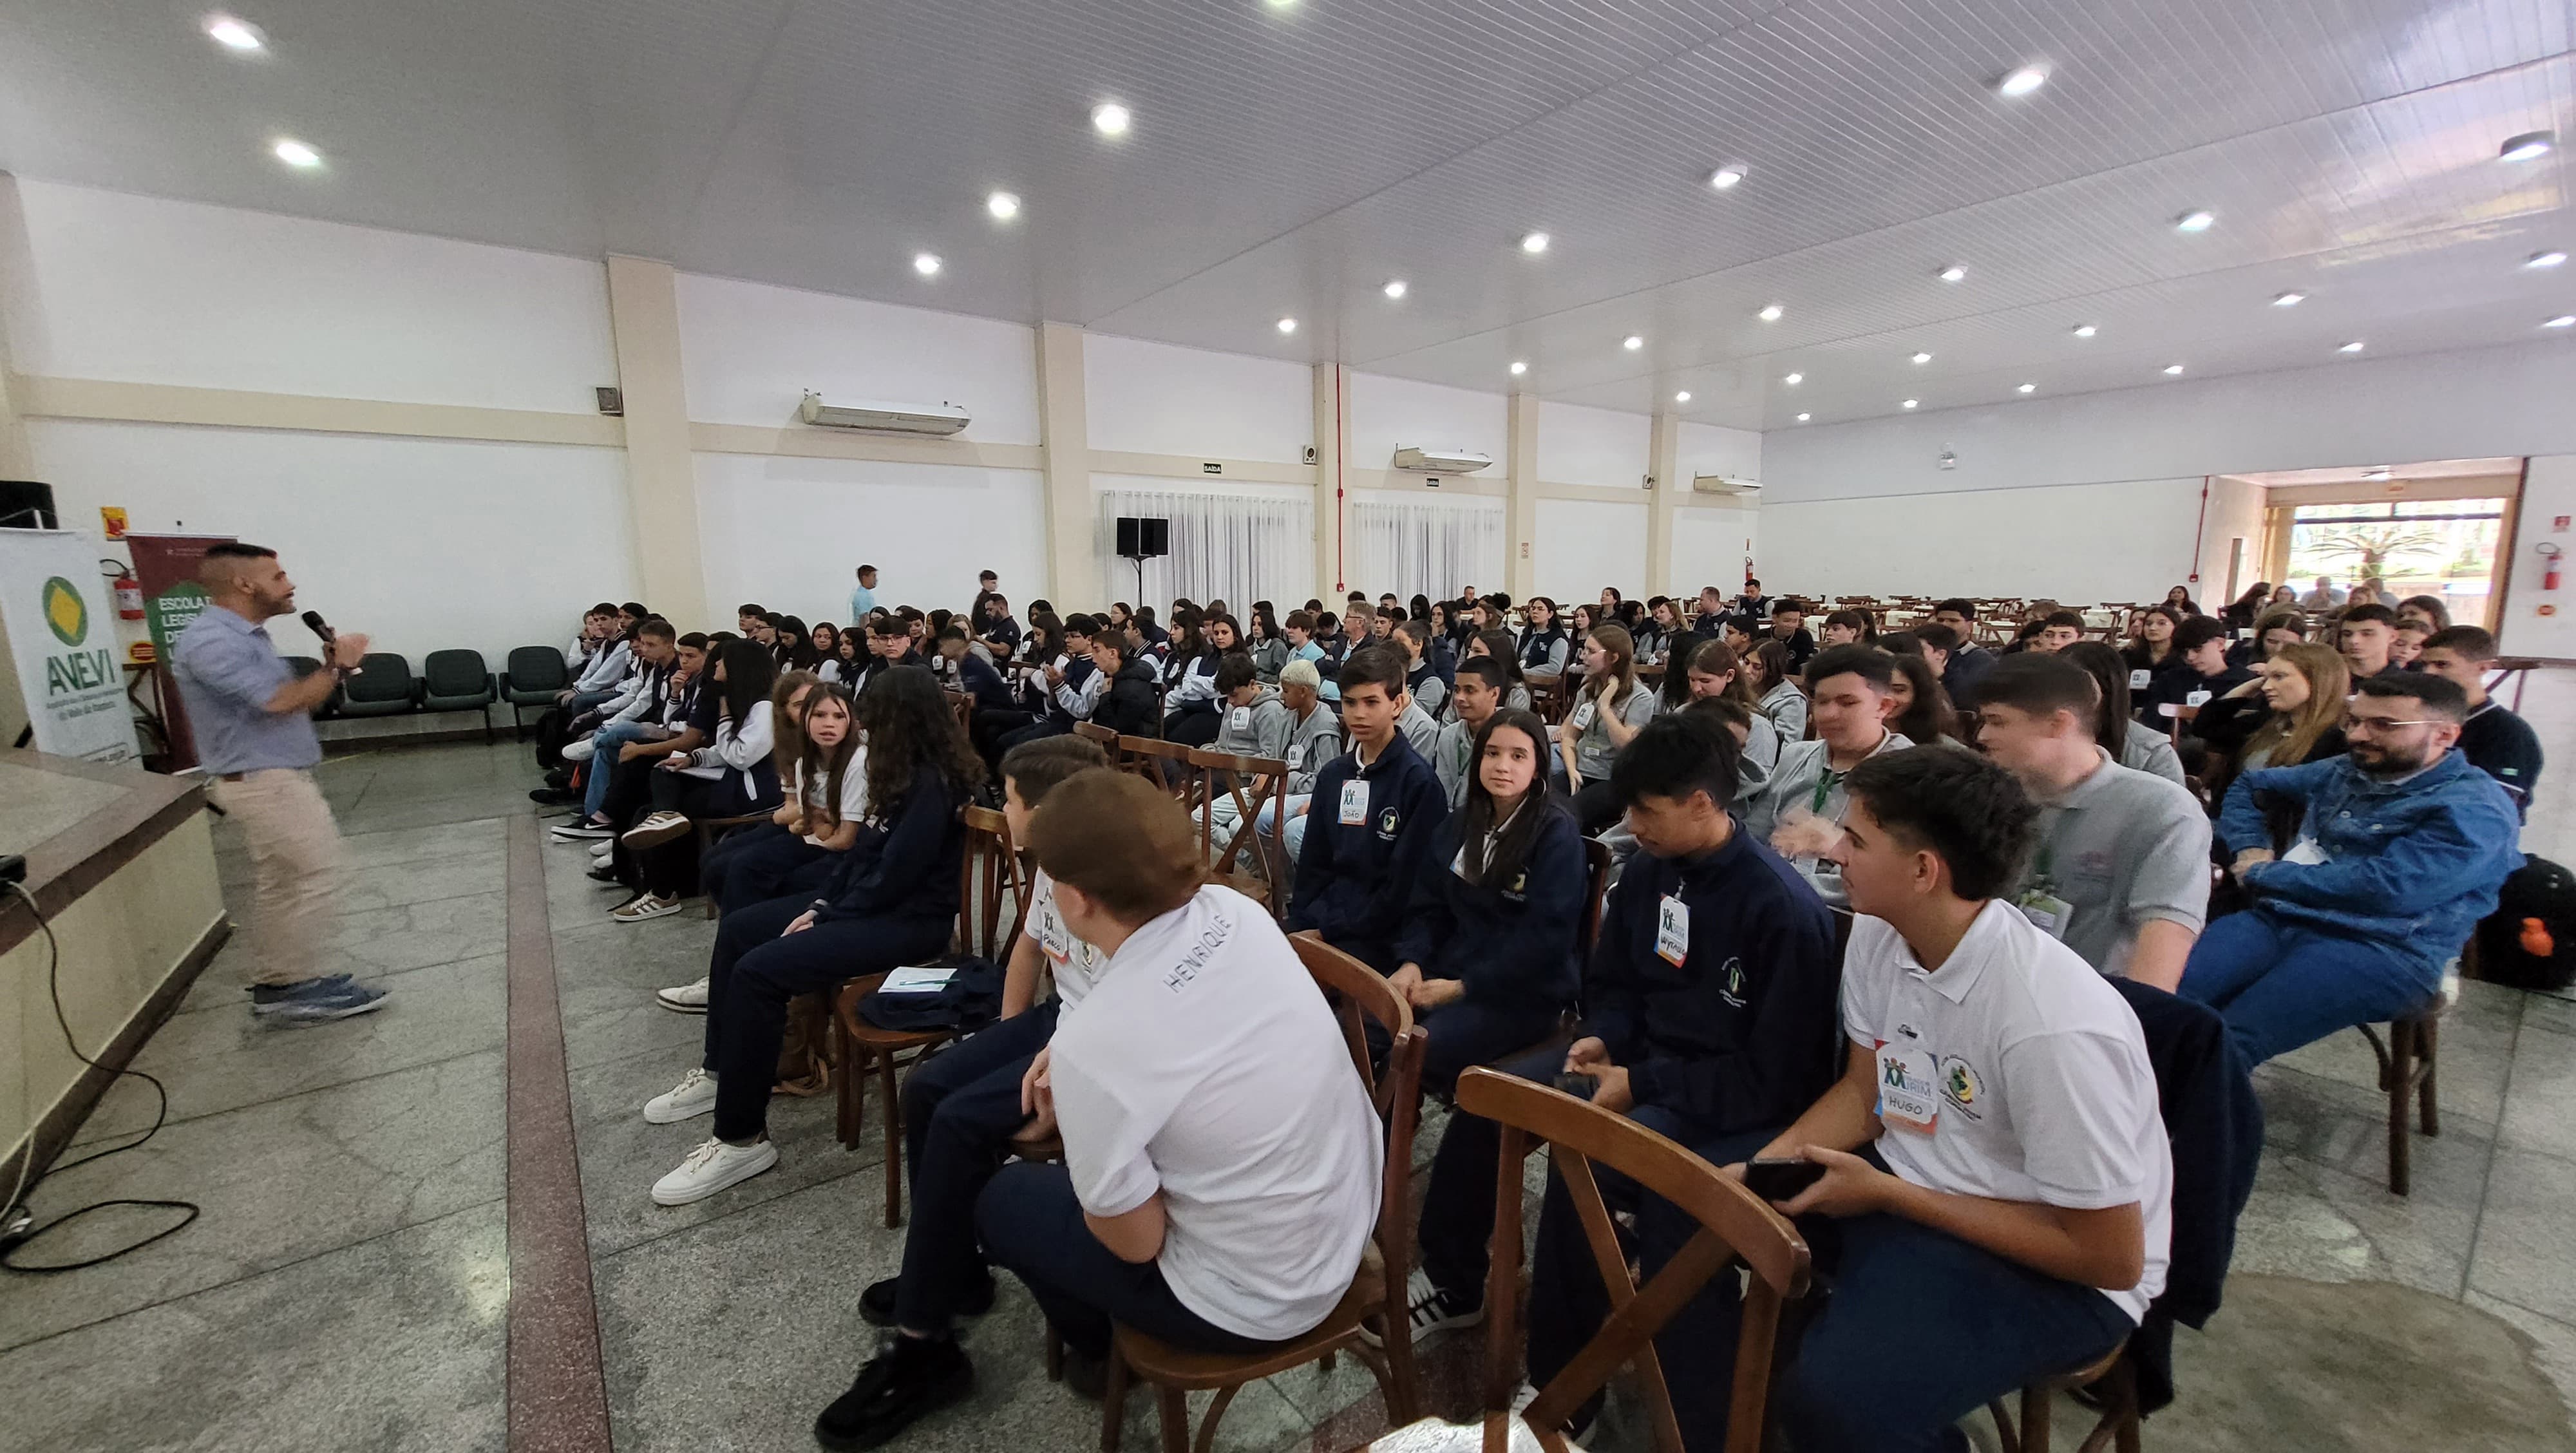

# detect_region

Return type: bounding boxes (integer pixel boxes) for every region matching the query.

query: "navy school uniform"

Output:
[954,650,1016,713]
[2462,700,2544,820]
[1284,732,1450,973]
[1392,804,1587,1090]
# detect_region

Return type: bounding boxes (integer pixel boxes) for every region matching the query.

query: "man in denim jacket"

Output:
[2181,673,2520,1065]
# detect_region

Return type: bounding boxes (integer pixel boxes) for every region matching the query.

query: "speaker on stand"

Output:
[1115,515,1170,603]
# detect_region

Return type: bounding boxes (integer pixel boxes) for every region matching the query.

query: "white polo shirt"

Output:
[1024,871,1105,1012]
[1841,900,2172,1323]
[790,747,868,847]
[1048,884,1381,1341]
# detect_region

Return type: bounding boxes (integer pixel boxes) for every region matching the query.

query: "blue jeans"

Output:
[2178,906,2441,1065]
[1271,795,1313,861]
[580,721,656,819]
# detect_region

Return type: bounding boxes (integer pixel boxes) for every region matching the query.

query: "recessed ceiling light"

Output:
[1910,351,1933,364]
[1276,317,1298,334]
[912,252,942,277]
[2338,340,2366,353]
[1938,264,1967,283]
[2017,383,2037,394]
[2072,323,2097,337]
[1709,164,1747,190]
[205,14,265,52]
[1382,280,1407,300]
[2547,315,2576,329]
[1509,360,1528,375]
[271,137,321,168]
[1795,412,1811,423]
[1901,399,1919,410]
[2272,291,2305,307]
[2175,209,2216,233]
[1783,372,1803,385]
[2528,251,2568,269]
[1997,65,2049,97]
[2501,131,2555,163]
[1264,0,1298,8]
[1520,231,1550,254]
[985,191,1021,220]
[1090,102,1132,137]
[1757,303,1784,322]
[1623,335,1644,350]
[1674,390,1692,403]
[2163,363,2186,375]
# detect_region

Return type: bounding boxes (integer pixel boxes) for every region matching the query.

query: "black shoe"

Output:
[529,786,581,805]
[814,1335,974,1450]
[1059,1344,1107,1402]
[858,1271,996,1329]
[587,864,624,885]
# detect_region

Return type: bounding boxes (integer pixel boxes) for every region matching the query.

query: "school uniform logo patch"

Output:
[1939,1056,1985,1119]
[1717,956,1746,1008]
[1376,807,1401,840]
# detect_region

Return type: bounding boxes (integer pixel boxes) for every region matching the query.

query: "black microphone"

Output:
[303,610,362,676]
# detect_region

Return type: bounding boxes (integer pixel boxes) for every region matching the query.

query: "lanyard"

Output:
[1810,767,1843,816]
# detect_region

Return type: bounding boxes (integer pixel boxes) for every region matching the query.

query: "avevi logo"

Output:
[42,576,88,646]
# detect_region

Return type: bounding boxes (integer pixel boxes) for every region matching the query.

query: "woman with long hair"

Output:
[641,664,983,1206]
[2398,594,2451,632]
[1463,629,1533,713]
[1517,596,1571,683]
[810,622,844,683]
[1246,602,1289,682]
[1409,592,1434,623]
[2239,609,2307,667]
[1663,637,1777,775]
[773,615,820,672]
[1745,639,1808,744]
[1165,613,1245,746]
[691,680,867,926]
[2120,605,2184,701]
[2058,641,2187,786]
[2223,583,2273,631]
[2268,584,2298,609]
[2164,585,2202,616]
[2193,642,2350,801]
[1559,625,1656,834]
[1884,651,1958,748]
[610,640,783,921]
[1390,710,1584,1092]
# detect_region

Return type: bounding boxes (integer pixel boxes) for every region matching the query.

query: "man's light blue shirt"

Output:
[172,605,323,774]
[849,583,877,623]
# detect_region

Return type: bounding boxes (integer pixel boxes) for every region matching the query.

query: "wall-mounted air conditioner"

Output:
[1692,475,1763,499]
[1393,446,1495,474]
[799,392,971,436]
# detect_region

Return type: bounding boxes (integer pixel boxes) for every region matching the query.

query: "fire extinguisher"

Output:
[115,570,146,620]
[2541,542,2565,592]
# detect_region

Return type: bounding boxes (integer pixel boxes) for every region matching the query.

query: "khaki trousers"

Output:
[210,768,345,988]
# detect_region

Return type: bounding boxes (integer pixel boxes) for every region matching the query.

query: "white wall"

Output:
[33,419,636,667]
[1534,498,1647,605]
[1537,401,1649,489]
[1347,372,1509,473]
[2503,455,2576,660]
[1671,507,1758,596]
[1083,333,1312,464]
[1676,421,1762,486]
[676,273,1040,444]
[1761,478,2208,603]
[694,453,1045,629]
[2195,474,2268,607]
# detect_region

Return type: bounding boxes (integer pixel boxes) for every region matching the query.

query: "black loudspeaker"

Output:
[0,480,57,530]
[1116,516,1171,558]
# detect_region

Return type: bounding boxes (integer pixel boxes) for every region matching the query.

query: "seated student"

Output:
[2181,674,2523,1065]
[2029,609,2088,653]
[1390,710,1585,1093]
[574,647,712,879]
[607,643,787,922]
[1725,747,2171,1453]
[810,737,1108,1445]
[934,623,1014,714]
[2143,615,2253,726]
[1430,657,1508,810]
[1279,609,1337,702]
[1463,629,1534,715]
[2419,626,2544,817]
[1883,649,1963,750]
[1410,714,1841,1372]
[643,667,982,1206]
[2391,618,2431,670]
[1163,615,1240,746]
[547,620,683,838]
[1078,629,1154,739]
[563,602,644,709]
[2228,607,2307,670]
[1766,599,1819,675]
[1211,658,1344,860]
[997,615,1101,752]
[2188,641,2349,804]
[974,593,1022,660]
[2118,605,2184,696]
[1745,640,1808,745]
[1517,597,1573,685]
[774,615,822,674]
[1740,645,1911,907]
[1283,647,1449,970]
[1655,641,1781,776]
[1734,578,1772,619]
[1557,624,1660,835]
[1973,655,2211,989]
[957,771,1381,1408]
[2058,641,2189,788]
[1929,599,1996,707]
[1197,650,1291,762]
[565,601,616,670]
[1818,609,1873,648]
[1394,619,1448,721]
[2338,602,2407,680]
[851,616,924,696]
[811,622,845,684]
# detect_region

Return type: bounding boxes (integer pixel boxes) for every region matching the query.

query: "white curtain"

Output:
[1350,495,1506,603]
[1095,484,1314,614]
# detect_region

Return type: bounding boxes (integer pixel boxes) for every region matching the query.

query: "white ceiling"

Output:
[2227,454,2524,486]
[1,0,2570,431]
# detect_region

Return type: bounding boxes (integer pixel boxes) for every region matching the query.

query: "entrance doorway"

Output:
[2219,457,2522,629]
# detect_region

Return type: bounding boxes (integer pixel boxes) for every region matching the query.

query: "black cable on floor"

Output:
[0,880,200,1273]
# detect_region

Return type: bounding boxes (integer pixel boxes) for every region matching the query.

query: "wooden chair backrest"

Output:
[956,804,1032,959]
[1289,931,1425,1286]
[1120,734,1197,799]
[1190,746,1291,917]
[1072,721,1122,758]
[1580,837,1613,961]
[1457,1068,1810,1453]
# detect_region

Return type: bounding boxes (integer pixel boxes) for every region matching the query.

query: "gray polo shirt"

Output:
[1739,730,1912,907]
[2014,748,2211,978]
[172,604,323,775]
[1566,681,1658,783]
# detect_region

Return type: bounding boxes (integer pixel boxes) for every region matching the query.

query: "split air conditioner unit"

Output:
[1692,475,1763,499]
[799,392,971,437]
[1392,446,1495,474]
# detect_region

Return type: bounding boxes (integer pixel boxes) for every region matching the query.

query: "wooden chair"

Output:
[1189,747,1291,920]
[832,804,1032,1226]
[1073,720,1123,761]
[1120,734,1198,801]
[1985,1339,2139,1453]
[1458,1067,1812,1453]
[1578,837,1613,960]
[1101,933,1426,1453]
[2360,995,2445,1196]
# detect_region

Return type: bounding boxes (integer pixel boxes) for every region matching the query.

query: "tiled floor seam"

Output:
[2460,995,2530,1302]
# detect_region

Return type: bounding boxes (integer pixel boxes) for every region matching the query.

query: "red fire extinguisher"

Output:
[2541,542,2565,592]
[115,570,146,620]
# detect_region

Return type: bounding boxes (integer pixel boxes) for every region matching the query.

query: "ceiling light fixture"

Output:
[1382,280,1407,299]
[1911,351,1933,363]
[1709,164,1747,190]
[1783,372,1803,385]
[1090,102,1132,137]
[2163,363,2186,375]
[1674,391,1692,403]
[1795,412,1812,422]
[912,252,942,276]
[271,137,321,168]
[2338,340,2366,353]
[2501,131,2556,164]
[2547,315,2576,329]
[1901,399,1919,410]
[2175,209,2216,233]
[1997,65,2049,97]
[2017,383,2037,394]
[1519,231,1550,254]
[1757,303,1784,321]
[1509,360,1528,375]
[1276,317,1298,334]
[2528,251,2568,269]
[205,14,265,51]
[1623,335,1644,350]
[985,190,1021,220]
[1938,264,1967,283]
[2272,291,2305,307]
[2072,323,2098,337]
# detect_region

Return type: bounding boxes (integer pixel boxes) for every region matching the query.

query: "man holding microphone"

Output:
[172,542,387,1024]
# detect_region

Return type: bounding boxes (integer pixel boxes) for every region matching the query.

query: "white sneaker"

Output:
[611,893,686,923]
[656,976,711,1014]
[621,810,693,850]
[562,737,598,763]
[643,1066,719,1123]
[591,839,616,858]
[651,1136,777,1206]
[1406,1266,1484,1340]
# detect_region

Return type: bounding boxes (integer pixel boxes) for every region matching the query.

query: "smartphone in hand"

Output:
[1741,1157,1826,1203]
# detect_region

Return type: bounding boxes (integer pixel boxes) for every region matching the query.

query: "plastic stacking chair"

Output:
[334,653,418,717]
[502,647,571,737]
[421,649,498,741]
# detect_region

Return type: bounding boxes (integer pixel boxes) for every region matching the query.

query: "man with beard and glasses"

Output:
[2178,673,2521,1065]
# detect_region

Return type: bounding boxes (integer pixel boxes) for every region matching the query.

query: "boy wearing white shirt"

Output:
[815,736,1110,1449]
[1731,747,2171,1453]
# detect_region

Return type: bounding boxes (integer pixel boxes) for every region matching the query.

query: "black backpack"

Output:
[2477,857,2576,992]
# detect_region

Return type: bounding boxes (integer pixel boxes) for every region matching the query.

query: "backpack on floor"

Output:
[772,992,836,1097]
[2476,856,2576,992]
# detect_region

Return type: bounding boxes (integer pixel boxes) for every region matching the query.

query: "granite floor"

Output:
[2,670,2574,1452]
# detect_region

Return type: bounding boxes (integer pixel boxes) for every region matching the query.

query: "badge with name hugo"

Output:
[1877,1041,1940,1132]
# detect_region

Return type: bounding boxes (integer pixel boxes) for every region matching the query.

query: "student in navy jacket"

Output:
[1390,710,1584,1092]
[640,667,980,1208]
[936,624,1017,714]
[1285,647,1450,973]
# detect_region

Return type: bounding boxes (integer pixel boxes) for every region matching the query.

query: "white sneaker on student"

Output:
[621,811,692,850]
[1405,1266,1484,1340]
[591,839,616,858]
[643,1066,719,1123]
[611,893,685,923]
[650,1136,777,1206]
[656,976,711,1014]
[562,737,598,763]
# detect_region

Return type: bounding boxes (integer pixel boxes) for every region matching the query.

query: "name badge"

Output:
[1655,895,1690,966]
[1229,706,1251,732]
[1287,744,1306,770]
[1339,779,1370,826]
[2014,889,2074,938]
[1569,700,1596,730]
[2128,668,2152,690]
[2186,689,2212,707]
[1039,899,1072,960]
[1877,1043,1941,1132]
